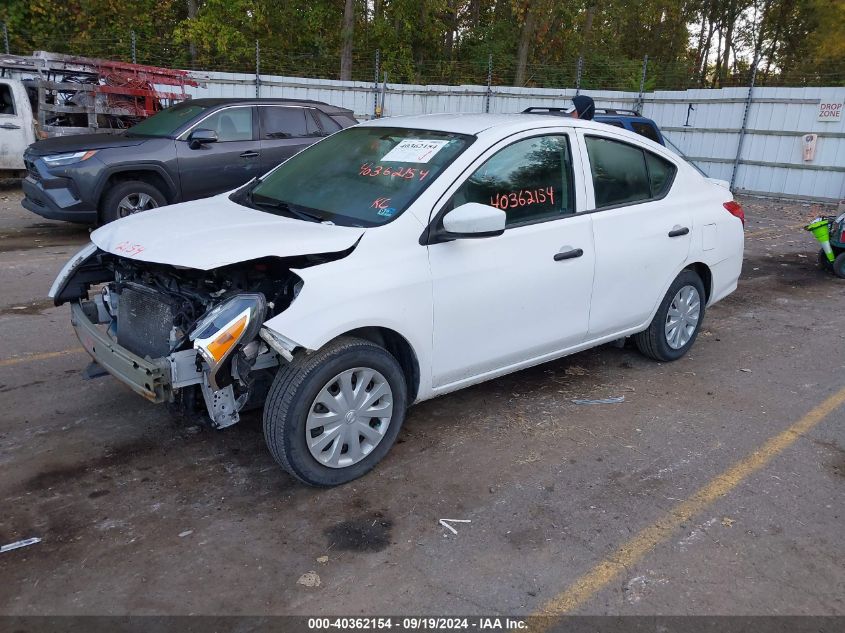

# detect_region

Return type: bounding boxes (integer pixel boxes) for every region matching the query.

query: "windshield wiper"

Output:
[249,194,326,223]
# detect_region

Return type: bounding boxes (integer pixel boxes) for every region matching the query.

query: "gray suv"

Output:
[22,98,357,224]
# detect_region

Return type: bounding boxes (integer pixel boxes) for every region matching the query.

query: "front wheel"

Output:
[100,180,166,224]
[634,270,706,362]
[263,336,408,487]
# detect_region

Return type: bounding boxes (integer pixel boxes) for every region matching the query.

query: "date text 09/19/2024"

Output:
[307,617,528,630]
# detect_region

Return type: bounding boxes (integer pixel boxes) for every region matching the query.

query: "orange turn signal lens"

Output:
[206,315,248,362]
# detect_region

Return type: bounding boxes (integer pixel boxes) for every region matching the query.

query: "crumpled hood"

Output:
[91,194,365,270]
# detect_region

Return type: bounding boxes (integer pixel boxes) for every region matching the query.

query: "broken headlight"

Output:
[190,293,266,389]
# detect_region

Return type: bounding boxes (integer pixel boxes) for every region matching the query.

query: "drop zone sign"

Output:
[817,101,843,122]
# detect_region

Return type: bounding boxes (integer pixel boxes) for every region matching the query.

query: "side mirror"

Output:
[188,128,218,149]
[440,202,506,240]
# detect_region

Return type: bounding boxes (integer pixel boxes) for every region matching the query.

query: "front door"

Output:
[428,132,595,390]
[176,105,261,200]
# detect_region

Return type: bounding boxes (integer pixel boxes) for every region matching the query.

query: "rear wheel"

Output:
[634,270,706,362]
[100,180,166,224]
[263,336,408,487]
[833,252,845,279]
[819,248,834,271]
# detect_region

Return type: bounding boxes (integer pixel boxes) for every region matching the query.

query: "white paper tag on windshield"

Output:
[381,139,449,163]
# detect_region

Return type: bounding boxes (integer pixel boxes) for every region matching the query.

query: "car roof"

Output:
[184,98,354,115]
[360,112,677,163]
[359,112,625,135]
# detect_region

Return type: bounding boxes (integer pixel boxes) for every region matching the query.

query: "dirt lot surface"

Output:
[0,189,843,616]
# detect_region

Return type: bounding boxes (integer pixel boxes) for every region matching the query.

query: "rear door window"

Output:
[586,136,677,207]
[260,107,312,139]
[585,136,651,207]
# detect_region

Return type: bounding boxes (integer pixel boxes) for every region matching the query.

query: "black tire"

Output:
[834,252,845,279]
[634,270,706,362]
[263,336,408,487]
[100,180,167,224]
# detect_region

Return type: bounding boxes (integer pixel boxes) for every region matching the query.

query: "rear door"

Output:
[258,106,322,173]
[0,80,34,171]
[580,132,689,337]
[175,105,261,200]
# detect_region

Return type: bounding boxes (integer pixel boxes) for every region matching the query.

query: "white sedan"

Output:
[50,113,745,486]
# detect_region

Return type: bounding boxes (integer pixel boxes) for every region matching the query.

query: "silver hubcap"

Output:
[117,192,158,217]
[665,285,701,350]
[306,367,393,469]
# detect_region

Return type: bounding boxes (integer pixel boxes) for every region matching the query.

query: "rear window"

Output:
[245,126,472,227]
[631,121,661,144]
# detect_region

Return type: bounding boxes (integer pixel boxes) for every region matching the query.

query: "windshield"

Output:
[126,102,209,138]
[242,126,472,227]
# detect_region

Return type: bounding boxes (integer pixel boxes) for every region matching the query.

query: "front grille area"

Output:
[117,284,178,359]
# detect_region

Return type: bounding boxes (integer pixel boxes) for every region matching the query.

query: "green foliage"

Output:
[1,0,841,87]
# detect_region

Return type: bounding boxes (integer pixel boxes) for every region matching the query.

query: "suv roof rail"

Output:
[593,107,641,116]
[522,106,643,117]
[521,107,571,115]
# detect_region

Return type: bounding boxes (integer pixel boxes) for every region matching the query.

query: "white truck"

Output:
[0,75,36,177]
[0,51,197,180]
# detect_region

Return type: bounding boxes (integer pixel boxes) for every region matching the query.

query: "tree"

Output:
[514,0,539,86]
[340,0,355,80]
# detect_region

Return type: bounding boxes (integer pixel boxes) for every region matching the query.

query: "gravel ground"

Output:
[0,188,843,617]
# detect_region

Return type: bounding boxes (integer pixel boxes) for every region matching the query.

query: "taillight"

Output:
[723,200,745,227]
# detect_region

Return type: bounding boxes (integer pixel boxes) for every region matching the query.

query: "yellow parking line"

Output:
[534,384,845,621]
[0,348,84,367]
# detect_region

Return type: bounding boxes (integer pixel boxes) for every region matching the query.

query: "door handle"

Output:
[0,123,21,130]
[668,226,690,237]
[554,248,584,261]
[239,151,259,158]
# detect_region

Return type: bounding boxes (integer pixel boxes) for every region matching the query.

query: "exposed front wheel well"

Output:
[341,327,420,403]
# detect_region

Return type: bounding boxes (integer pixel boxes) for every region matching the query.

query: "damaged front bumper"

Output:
[71,300,173,402]
[71,300,281,425]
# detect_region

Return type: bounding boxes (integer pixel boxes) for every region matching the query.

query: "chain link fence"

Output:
[3,23,844,92]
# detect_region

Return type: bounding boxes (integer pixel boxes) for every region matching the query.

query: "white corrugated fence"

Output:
[188,71,845,203]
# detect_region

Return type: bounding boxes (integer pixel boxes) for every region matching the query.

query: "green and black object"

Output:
[805,214,845,279]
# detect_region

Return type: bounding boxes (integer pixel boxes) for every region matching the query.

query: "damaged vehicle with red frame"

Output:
[50,113,744,487]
